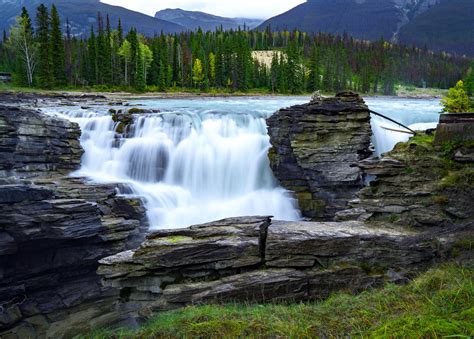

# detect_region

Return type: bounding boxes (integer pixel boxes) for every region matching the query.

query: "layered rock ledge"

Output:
[0,105,148,338]
[98,215,465,323]
[341,133,474,229]
[267,91,372,220]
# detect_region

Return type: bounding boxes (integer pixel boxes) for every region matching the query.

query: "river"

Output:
[43,96,442,229]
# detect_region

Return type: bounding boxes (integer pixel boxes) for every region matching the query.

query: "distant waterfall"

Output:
[47,102,301,229]
[366,97,441,156]
[371,115,438,155]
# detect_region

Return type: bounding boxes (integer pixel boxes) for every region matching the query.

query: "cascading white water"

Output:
[44,96,442,229]
[46,99,303,229]
[366,97,441,155]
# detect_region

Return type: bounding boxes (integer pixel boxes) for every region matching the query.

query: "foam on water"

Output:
[43,96,441,229]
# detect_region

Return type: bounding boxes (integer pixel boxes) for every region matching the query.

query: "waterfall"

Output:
[366,97,441,156]
[371,115,439,155]
[46,102,301,229]
[44,97,441,229]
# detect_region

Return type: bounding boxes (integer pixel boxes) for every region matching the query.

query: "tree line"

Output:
[0,5,470,94]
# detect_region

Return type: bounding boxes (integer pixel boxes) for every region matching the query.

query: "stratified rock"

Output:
[434,113,474,144]
[265,221,435,270]
[0,105,83,178]
[98,216,458,322]
[343,133,474,228]
[0,103,148,338]
[267,91,372,220]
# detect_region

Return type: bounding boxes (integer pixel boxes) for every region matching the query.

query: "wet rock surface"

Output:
[0,104,148,338]
[267,91,372,220]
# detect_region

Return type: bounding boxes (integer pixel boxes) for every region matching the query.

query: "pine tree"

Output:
[50,5,65,86]
[102,15,113,84]
[36,4,52,88]
[87,27,97,84]
[65,18,73,84]
[286,39,303,94]
[126,29,138,87]
[464,61,474,96]
[135,43,146,91]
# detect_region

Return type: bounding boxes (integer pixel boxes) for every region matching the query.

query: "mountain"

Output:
[398,0,474,57]
[155,8,263,31]
[258,0,474,56]
[0,0,184,37]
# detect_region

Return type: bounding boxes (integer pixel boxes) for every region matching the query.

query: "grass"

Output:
[396,85,448,98]
[89,263,473,338]
[440,168,474,189]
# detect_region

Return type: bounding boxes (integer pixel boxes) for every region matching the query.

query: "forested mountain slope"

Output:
[0,0,184,36]
[258,0,473,56]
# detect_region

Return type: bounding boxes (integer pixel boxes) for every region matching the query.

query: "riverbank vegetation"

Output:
[0,6,470,95]
[90,263,473,338]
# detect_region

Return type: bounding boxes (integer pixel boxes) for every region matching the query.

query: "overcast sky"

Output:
[101,0,306,19]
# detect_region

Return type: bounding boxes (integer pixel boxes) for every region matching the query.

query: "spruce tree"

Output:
[135,42,146,91]
[50,5,65,86]
[464,61,474,96]
[87,27,97,85]
[36,4,52,88]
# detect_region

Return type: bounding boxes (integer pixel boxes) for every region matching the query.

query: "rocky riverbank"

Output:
[0,92,472,337]
[0,105,148,337]
[97,214,468,324]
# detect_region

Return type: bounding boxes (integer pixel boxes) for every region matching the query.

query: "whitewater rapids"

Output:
[44,96,441,229]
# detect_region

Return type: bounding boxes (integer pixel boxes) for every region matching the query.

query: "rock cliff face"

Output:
[98,215,465,322]
[341,133,474,229]
[267,92,372,220]
[0,105,83,178]
[0,105,148,338]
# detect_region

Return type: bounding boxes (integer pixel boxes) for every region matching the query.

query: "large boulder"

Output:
[266,91,372,220]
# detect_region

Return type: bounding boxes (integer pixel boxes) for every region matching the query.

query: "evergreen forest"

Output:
[0,5,471,95]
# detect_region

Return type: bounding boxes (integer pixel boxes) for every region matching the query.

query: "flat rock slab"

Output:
[99,216,271,278]
[265,220,428,268]
[98,216,445,321]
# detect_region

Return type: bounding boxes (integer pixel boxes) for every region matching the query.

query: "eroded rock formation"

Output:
[267,91,372,220]
[340,133,474,229]
[98,215,464,322]
[0,105,147,338]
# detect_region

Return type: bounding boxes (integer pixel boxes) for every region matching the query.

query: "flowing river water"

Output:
[44,96,442,229]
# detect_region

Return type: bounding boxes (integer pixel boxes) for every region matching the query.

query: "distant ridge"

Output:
[155,8,263,31]
[258,0,474,56]
[0,0,185,36]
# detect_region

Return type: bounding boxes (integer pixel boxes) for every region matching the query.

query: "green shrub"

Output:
[441,80,472,113]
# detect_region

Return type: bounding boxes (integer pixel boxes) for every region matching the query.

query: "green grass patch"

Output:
[440,168,474,189]
[90,263,473,338]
